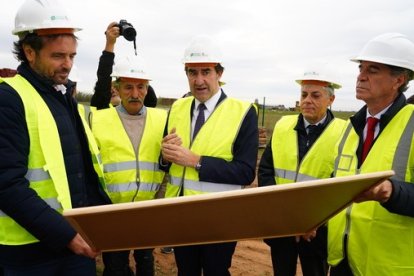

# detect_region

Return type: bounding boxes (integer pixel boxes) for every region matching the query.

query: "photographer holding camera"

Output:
[90,22,158,276]
[91,21,157,110]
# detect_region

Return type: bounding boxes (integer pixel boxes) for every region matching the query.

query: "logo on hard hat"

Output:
[190,52,208,57]
[304,71,320,77]
[130,69,145,74]
[50,15,69,21]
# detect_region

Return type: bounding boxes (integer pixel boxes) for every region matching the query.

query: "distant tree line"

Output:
[75,91,92,103]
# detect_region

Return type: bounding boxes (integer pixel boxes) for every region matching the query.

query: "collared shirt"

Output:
[364,104,391,140]
[303,115,327,134]
[191,89,221,139]
[54,84,67,95]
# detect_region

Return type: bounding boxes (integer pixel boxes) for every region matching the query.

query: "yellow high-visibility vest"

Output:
[271,115,346,183]
[328,105,414,276]
[166,96,252,197]
[0,75,105,245]
[92,107,167,202]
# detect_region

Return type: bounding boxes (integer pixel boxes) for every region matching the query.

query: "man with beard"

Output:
[90,55,167,276]
[0,0,111,275]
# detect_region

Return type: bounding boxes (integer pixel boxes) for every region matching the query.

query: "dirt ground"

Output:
[152,240,274,276]
[96,239,303,275]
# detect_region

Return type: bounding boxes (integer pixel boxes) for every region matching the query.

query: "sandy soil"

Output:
[96,239,304,276]
[96,240,273,275]
[153,239,273,276]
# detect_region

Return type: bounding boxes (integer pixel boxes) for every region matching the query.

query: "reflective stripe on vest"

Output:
[106,182,159,193]
[25,168,51,182]
[104,160,161,194]
[328,105,414,275]
[104,161,159,172]
[0,75,71,245]
[333,123,355,175]
[92,107,166,203]
[169,175,241,193]
[77,104,96,124]
[274,168,318,182]
[391,111,414,179]
[166,96,250,197]
[0,197,62,218]
[271,115,347,184]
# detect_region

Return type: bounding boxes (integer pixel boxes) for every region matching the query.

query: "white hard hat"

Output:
[12,0,81,36]
[295,67,342,89]
[69,65,81,82]
[351,33,414,71]
[111,55,151,80]
[182,35,222,64]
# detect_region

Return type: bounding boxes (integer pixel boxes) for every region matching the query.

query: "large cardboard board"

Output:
[64,170,393,251]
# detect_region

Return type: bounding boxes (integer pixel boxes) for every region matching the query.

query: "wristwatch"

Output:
[195,159,202,172]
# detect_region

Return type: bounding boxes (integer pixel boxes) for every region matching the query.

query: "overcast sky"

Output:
[2,0,414,111]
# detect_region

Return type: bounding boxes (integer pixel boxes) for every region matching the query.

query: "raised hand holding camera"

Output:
[118,19,137,55]
[105,20,137,55]
[117,20,136,41]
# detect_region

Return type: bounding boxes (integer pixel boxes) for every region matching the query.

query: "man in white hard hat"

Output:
[160,35,258,275]
[90,55,167,276]
[258,66,346,276]
[328,33,414,276]
[0,0,111,275]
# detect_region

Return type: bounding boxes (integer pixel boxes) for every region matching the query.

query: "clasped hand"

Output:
[161,128,199,167]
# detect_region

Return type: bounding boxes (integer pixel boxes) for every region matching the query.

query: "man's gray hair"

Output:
[324,86,335,96]
[388,65,414,93]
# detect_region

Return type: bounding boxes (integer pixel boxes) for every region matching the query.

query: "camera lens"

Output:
[122,26,136,41]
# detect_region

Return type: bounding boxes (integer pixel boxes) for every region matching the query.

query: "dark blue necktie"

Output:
[305,125,318,148]
[193,103,206,139]
[307,124,317,135]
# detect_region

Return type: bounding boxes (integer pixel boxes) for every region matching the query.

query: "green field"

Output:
[257,109,354,137]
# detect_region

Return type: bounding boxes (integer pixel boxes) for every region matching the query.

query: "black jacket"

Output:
[0,63,110,266]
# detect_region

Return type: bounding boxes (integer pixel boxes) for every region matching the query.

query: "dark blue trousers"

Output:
[265,225,328,276]
[2,254,95,276]
[102,248,154,276]
[174,241,237,276]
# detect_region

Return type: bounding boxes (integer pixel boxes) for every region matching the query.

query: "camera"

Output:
[117,19,136,42]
